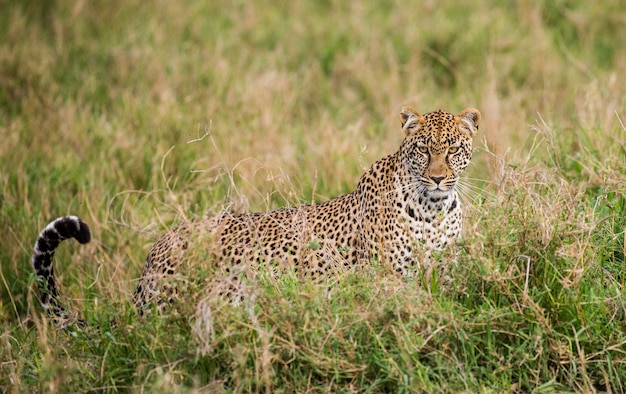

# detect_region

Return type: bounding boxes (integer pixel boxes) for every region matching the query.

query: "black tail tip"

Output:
[75,218,91,244]
[54,216,91,244]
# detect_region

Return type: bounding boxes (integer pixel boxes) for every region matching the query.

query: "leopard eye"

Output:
[418,146,429,154]
[448,146,459,154]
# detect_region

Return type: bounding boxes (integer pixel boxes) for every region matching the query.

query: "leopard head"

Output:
[399,106,480,194]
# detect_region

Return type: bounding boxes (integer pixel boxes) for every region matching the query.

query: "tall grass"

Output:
[1,0,625,391]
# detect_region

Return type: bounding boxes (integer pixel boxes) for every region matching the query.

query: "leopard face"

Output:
[399,106,480,195]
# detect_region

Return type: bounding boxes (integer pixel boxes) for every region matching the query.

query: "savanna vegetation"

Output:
[1,0,625,392]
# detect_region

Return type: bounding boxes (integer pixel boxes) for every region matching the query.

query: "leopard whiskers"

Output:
[456,178,494,214]
[387,181,427,198]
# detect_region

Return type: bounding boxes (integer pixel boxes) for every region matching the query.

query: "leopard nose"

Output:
[430,175,445,184]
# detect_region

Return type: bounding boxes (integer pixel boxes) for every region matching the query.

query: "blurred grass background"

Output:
[1,0,625,391]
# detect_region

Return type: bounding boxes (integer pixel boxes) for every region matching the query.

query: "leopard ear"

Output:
[400,106,425,135]
[456,108,481,137]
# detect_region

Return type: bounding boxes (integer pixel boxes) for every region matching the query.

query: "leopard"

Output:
[31,106,480,323]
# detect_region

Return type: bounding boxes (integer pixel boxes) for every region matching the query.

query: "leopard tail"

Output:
[31,216,91,322]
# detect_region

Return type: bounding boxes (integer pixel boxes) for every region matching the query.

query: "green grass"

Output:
[2,0,626,391]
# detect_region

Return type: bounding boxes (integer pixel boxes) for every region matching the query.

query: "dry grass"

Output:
[1,0,625,391]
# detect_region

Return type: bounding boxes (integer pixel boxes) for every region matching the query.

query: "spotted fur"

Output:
[31,216,91,321]
[31,107,480,321]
